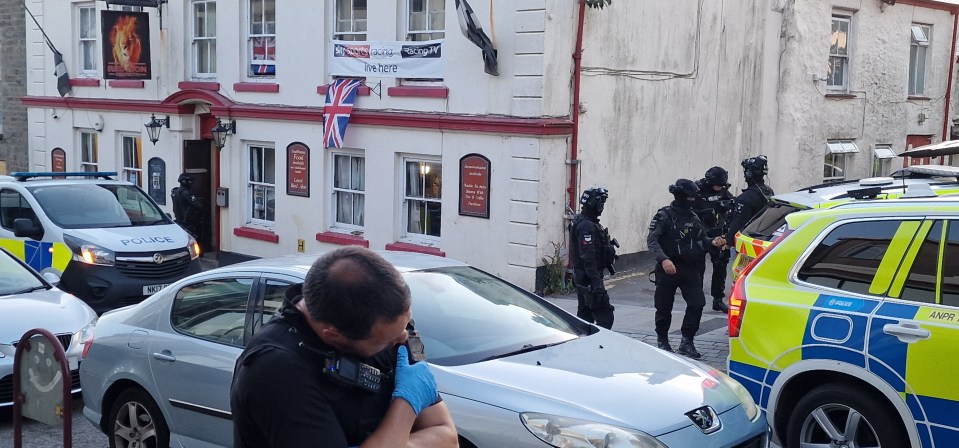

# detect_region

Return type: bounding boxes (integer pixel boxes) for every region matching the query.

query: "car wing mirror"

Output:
[13,218,43,240]
[42,271,61,286]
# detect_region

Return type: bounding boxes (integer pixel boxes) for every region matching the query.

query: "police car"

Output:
[727,195,959,447]
[0,172,201,313]
[731,165,959,281]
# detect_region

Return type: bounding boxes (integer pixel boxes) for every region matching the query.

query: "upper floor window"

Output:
[121,135,142,186]
[80,131,98,172]
[828,14,851,90]
[249,145,276,223]
[824,140,858,182]
[872,144,896,177]
[909,24,931,96]
[404,159,441,238]
[192,0,217,77]
[332,153,365,229]
[334,0,367,41]
[406,0,445,41]
[117,5,142,12]
[78,4,98,74]
[248,0,276,77]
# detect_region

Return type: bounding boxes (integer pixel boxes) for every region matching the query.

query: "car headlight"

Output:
[63,234,115,266]
[709,369,760,422]
[521,413,668,448]
[188,237,201,260]
[74,317,97,352]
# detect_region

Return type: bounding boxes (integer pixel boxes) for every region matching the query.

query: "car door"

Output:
[148,275,255,447]
[870,219,959,446]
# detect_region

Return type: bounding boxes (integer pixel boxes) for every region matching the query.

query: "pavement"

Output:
[542,262,733,372]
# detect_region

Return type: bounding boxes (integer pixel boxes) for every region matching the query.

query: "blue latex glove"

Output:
[392,345,439,415]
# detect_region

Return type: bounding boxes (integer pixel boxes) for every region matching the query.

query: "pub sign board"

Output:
[101,10,152,80]
[458,154,491,219]
[51,148,66,177]
[147,157,166,205]
[287,142,310,197]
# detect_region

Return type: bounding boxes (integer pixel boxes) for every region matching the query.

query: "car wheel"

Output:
[786,383,908,448]
[107,388,170,448]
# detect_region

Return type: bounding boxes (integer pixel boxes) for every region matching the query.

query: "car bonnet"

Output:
[0,288,95,345]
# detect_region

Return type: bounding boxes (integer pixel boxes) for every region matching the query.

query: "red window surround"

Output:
[316,231,370,248]
[385,242,445,257]
[234,82,280,93]
[317,84,371,96]
[233,226,279,243]
[387,86,448,98]
[69,78,101,87]
[108,80,144,88]
[178,81,221,91]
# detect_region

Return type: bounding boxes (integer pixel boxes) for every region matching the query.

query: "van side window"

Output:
[942,222,959,307]
[171,277,255,347]
[0,189,39,230]
[900,220,943,304]
[797,220,902,295]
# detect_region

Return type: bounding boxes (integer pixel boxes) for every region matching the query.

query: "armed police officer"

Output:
[171,172,203,238]
[724,155,775,248]
[569,187,618,330]
[647,179,726,358]
[694,167,734,313]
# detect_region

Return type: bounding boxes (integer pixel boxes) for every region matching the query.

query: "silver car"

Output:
[0,247,98,407]
[80,252,768,448]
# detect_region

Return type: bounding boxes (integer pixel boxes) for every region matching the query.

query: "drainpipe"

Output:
[568,0,588,212]
[942,9,958,150]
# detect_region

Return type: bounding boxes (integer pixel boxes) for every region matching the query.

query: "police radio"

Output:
[320,354,384,393]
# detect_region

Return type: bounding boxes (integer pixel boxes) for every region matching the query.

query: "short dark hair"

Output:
[301,247,411,341]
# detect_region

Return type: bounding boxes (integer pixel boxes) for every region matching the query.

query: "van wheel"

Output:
[107,388,170,448]
[785,383,907,448]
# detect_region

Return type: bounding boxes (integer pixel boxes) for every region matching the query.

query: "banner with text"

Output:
[329,39,444,79]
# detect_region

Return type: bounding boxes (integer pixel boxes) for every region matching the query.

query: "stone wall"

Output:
[0,0,28,173]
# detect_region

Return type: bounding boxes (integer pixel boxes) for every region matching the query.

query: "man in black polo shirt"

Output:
[230,247,458,448]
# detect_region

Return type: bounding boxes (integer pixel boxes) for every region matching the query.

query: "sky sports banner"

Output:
[329,40,444,79]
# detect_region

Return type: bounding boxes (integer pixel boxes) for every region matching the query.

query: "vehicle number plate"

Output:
[144,284,169,295]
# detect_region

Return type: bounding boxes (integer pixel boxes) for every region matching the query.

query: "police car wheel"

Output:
[786,383,907,448]
[107,388,170,448]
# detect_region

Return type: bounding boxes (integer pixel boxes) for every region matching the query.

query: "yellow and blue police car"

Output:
[727,194,959,448]
[731,165,959,281]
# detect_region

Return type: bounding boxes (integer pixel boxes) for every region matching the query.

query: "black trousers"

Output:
[708,247,731,300]
[573,269,614,329]
[654,259,706,339]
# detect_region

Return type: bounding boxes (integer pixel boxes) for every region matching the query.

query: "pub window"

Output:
[332,153,365,229]
[333,0,367,41]
[121,135,142,186]
[403,159,441,238]
[248,145,276,223]
[80,131,99,172]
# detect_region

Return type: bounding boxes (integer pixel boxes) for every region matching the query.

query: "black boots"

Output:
[656,335,673,352]
[712,297,729,313]
[677,337,702,359]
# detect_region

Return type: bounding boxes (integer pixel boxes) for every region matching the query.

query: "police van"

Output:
[727,195,959,447]
[0,172,201,313]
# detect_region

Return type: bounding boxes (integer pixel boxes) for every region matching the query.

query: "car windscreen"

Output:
[28,184,169,229]
[741,201,807,240]
[0,250,46,296]
[404,266,582,366]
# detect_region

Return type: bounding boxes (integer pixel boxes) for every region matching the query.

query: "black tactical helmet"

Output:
[580,187,608,210]
[178,173,194,185]
[703,166,729,187]
[668,178,699,198]
[742,155,769,182]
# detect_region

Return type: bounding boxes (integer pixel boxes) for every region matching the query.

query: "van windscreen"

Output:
[28,184,170,229]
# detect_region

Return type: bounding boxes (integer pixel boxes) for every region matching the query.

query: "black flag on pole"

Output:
[455,0,499,76]
[53,50,72,97]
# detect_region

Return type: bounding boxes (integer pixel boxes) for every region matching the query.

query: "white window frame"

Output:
[80,131,98,172]
[247,144,276,225]
[117,5,142,12]
[77,4,98,76]
[828,14,851,90]
[909,24,931,96]
[247,0,276,78]
[872,144,896,177]
[406,0,445,42]
[825,140,858,182]
[333,0,367,41]
[402,158,442,240]
[330,152,366,232]
[120,134,142,186]
[192,0,217,78]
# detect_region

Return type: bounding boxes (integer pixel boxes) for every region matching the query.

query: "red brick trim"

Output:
[385,241,446,257]
[316,231,370,248]
[69,78,101,87]
[233,226,279,243]
[233,82,280,93]
[21,96,195,114]
[178,81,221,91]
[108,80,145,88]
[316,84,372,96]
[388,86,449,98]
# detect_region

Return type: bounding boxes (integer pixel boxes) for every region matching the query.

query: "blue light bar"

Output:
[10,172,118,181]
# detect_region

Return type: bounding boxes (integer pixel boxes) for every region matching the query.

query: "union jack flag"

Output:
[251,37,276,76]
[323,78,362,148]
